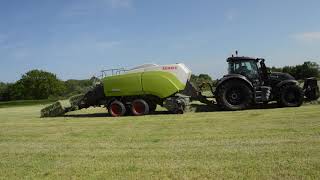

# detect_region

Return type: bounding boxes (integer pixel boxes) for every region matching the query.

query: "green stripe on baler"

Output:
[103,72,143,97]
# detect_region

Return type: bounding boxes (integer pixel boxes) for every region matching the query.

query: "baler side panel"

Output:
[103,73,144,97]
[142,71,185,98]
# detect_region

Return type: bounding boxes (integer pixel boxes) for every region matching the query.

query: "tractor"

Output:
[214,56,316,110]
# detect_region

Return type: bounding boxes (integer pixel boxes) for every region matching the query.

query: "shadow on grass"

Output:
[190,103,283,112]
[63,111,172,118]
[63,103,287,118]
[64,113,109,118]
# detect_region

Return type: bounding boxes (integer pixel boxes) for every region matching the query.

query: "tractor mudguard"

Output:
[215,74,254,94]
[276,80,298,88]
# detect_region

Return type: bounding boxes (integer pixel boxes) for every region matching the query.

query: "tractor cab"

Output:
[227,56,269,85]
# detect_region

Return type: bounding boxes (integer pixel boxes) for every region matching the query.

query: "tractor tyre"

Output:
[216,80,253,110]
[131,99,150,116]
[278,84,304,107]
[108,100,126,117]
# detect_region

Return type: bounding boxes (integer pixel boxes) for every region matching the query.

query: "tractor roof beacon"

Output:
[215,56,304,110]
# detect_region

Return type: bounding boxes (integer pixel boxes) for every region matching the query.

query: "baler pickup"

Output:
[41,94,84,117]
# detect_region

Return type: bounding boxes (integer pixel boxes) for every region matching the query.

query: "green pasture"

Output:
[0,103,319,179]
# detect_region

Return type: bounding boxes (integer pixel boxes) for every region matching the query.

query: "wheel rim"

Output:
[132,101,145,115]
[110,103,122,116]
[226,88,245,105]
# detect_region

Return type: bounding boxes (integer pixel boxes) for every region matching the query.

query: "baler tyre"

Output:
[279,84,304,107]
[216,80,253,110]
[131,99,150,116]
[108,101,126,117]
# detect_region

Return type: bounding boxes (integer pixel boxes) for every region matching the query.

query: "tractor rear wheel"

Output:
[278,84,304,107]
[108,100,126,117]
[217,80,253,110]
[131,99,150,116]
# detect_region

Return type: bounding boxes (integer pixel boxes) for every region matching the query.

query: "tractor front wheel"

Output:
[108,100,126,117]
[131,99,150,116]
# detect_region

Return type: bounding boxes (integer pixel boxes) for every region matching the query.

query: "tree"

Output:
[282,61,319,80]
[282,66,297,78]
[299,61,319,79]
[190,74,214,90]
[269,66,283,72]
[0,82,9,101]
[271,61,319,80]
[64,79,93,97]
[12,70,66,100]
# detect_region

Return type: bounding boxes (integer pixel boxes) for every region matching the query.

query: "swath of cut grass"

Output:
[0,104,319,179]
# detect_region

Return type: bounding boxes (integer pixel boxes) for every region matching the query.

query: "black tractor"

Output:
[215,56,307,110]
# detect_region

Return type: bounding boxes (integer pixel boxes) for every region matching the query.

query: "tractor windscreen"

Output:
[228,60,259,80]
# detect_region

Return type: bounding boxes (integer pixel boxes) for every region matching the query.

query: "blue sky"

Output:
[1,0,320,82]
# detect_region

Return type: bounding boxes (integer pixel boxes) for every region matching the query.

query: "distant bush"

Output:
[63,79,93,97]
[0,70,66,101]
[0,82,10,101]
[190,74,215,90]
[270,61,319,80]
[0,70,99,101]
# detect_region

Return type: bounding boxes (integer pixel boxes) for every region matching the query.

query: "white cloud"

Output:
[293,32,320,42]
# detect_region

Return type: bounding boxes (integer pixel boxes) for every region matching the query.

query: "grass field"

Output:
[0,104,320,179]
[0,99,56,108]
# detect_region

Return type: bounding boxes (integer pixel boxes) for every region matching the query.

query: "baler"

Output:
[41,63,209,117]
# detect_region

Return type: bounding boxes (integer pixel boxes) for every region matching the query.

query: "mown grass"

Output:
[0,104,319,179]
[0,99,56,108]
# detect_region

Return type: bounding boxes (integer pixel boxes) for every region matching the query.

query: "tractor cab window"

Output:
[228,60,259,79]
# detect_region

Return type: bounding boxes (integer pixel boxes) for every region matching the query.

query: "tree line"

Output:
[0,61,319,101]
[0,70,96,101]
[269,61,319,80]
